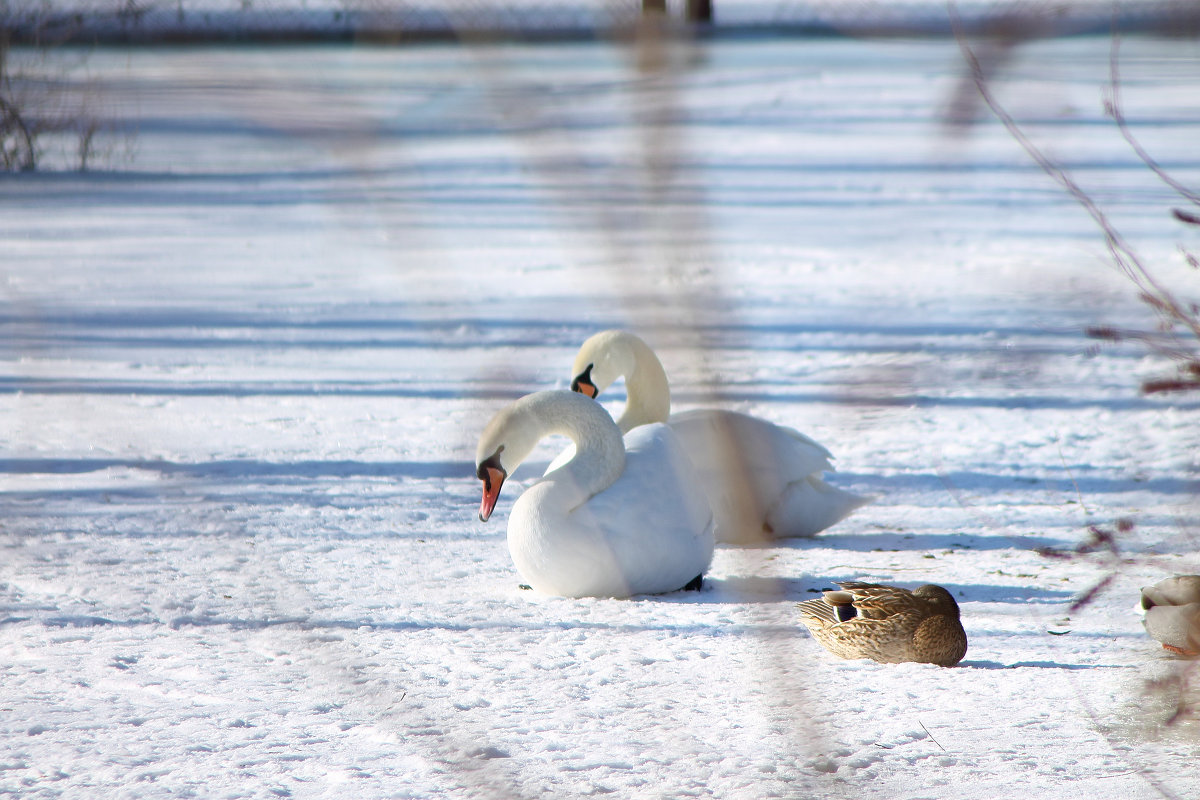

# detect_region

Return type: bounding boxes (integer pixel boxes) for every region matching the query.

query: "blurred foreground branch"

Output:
[953,14,1200,744]
[950,7,1200,395]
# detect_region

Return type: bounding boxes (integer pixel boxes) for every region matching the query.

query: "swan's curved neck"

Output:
[615,337,671,433]
[481,390,625,508]
[551,420,625,511]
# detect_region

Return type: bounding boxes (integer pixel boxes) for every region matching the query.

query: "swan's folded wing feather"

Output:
[668,409,837,481]
[767,475,869,538]
[571,422,714,594]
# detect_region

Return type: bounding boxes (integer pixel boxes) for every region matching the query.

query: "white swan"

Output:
[568,330,867,545]
[475,389,714,598]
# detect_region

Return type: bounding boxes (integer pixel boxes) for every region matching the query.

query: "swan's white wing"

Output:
[509,423,714,598]
[666,408,865,543]
[573,422,714,595]
[668,408,834,477]
[766,475,869,539]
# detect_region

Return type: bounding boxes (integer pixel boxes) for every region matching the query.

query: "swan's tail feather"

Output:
[765,475,871,539]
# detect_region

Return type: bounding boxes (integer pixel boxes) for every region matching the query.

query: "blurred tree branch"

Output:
[948,5,1200,395]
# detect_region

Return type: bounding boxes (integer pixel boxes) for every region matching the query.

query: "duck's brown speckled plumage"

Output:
[797,581,967,667]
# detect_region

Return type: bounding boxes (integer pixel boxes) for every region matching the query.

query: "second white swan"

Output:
[569,330,867,545]
[476,389,714,598]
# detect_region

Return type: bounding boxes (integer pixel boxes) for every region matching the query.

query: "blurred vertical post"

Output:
[642,0,715,23]
[686,0,713,23]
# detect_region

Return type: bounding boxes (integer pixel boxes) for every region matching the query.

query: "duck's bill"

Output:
[479,467,506,522]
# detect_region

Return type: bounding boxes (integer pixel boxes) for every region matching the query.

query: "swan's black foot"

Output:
[518,584,532,591]
[683,574,703,592]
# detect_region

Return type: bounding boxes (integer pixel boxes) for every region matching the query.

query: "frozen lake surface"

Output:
[2,33,1199,799]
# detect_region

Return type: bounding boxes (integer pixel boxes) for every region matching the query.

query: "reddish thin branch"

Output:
[1108,34,1200,208]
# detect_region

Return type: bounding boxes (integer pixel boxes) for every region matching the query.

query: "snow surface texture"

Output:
[2,33,1199,800]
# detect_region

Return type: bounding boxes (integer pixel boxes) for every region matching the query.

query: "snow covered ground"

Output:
[2,32,1199,799]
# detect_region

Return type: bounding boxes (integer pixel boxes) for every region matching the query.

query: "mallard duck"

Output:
[1140,575,1200,657]
[796,581,967,667]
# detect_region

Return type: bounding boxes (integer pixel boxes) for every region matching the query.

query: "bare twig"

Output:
[919,720,947,752]
[1099,769,1145,779]
[1057,442,1089,516]
[949,5,1200,395]
[1107,33,1200,208]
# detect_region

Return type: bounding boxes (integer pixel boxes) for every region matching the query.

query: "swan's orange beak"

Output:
[571,364,598,398]
[479,466,506,522]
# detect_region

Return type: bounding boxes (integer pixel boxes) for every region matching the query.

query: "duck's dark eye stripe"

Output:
[835,605,858,623]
